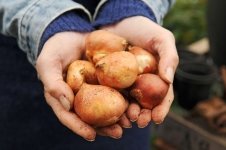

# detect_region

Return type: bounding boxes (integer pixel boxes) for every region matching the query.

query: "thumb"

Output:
[36,58,74,111]
[152,33,179,83]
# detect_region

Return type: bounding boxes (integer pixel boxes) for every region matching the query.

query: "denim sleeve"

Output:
[94,0,175,25]
[0,0,91,66]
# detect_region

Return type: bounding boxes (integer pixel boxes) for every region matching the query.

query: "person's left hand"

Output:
[100,16,179,127]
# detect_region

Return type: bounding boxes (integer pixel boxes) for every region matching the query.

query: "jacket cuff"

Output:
[38,11,94,55]
[19,0,91,66]
[93,0,156,28]
[94,0,175,25]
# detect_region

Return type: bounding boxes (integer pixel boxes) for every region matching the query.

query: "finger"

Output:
[96,124,123,139]
[45,93,96,141]
[151,84,174,124]
[126,101,141,122]
[150,31,179,84]
[36,56,74,111]
[137,109,152,128]
[118,114,132,128]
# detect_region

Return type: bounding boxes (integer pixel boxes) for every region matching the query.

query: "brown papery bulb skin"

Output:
[66,60,98,94]
[130,74,169,109]
[129,46,157,74]
[74,84,128,127]
[95,51,139,89]
[86,30,128,64]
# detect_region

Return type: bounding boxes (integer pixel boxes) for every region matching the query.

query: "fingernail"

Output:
[130,119,137,122]
[155,120,163,125]
[111,135,122,139]
[59,96,71,111]
[123,124,132,128]
[85,138,95,142]
[138,125,148,128]
[165,67,174,83]
[37,74,41,80]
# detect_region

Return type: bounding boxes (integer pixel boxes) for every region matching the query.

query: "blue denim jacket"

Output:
[0,0,174,65]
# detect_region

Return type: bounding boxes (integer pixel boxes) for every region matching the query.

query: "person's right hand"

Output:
[100,16,179,126]
[36,32,124,141]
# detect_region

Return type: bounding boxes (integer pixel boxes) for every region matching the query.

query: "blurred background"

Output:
[152,0,226,149]
[164,0,207,47]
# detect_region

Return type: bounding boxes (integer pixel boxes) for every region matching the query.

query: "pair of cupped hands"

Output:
[36,16,179,141]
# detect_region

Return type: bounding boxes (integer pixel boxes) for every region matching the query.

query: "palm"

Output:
[101,16,178,124]
[36,32,124,141]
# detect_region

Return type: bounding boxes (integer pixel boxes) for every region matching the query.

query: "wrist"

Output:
[39,11,94,56]
[101,16,159,48]
[40,32,87,68]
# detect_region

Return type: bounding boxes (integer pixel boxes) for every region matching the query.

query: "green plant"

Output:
[163,0,207,46]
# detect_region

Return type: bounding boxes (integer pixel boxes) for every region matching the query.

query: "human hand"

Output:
[101,16,179,125]
[36,32,124,141]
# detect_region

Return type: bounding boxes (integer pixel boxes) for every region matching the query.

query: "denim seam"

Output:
[19,0,41,54]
